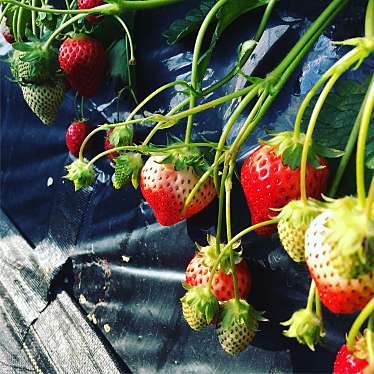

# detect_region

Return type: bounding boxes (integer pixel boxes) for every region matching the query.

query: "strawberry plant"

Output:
[2,0,374,366]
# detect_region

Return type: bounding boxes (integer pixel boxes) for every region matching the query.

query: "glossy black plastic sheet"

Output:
[1,1,373,372]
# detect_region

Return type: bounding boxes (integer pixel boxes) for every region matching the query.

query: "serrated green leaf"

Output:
[163,0,215,45]
[282,144,302,170]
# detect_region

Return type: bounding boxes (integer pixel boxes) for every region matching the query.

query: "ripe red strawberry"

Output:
[58,35,107,97]
[240,132,329,235]
[66,121,91,157]
[77,0,104,23]
[186,250,251,301]
[140,153,216,226]
[305,208,374,314]
[334,342,369,374]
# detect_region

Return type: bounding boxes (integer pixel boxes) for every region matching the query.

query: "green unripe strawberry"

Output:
[277,199,324,262]
[216,299,265,355]
[181,285,219,331]
[21,80,64,125]
[113,152,143,189]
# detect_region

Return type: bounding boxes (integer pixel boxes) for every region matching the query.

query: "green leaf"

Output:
[163,0,215,45]
[237,39,257,66]
[108,39,129,82]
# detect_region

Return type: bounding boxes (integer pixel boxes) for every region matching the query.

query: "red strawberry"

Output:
[334,343,369,374]
[240,133,329,235]
[77,0,104,23]
[58,35,107,97]
[66,121,91,157]
[305,208,374,314]
[185,235,251,301]
[104,129,119,160]
[186,252,251,301]
[140,153,216,226]
[2,30,13,43]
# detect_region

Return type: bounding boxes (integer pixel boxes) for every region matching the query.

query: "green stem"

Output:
[366,176,374,220]
[86,142,219,168]
[185,0,228,144]
[64,0,76,32]
[306,281,316,312]
[300,74,341,203]
[366,0,374,38]
[314,289,324,335]
[368,314,374,365]
[12,4,18,41]
[347,297,374,351]
[80,96,84,120]
[43,13,87,50]
[207,219,278,290]
[225,166,239,302]
[0,3,11,24]
[212,84,260,189]
[0,0,181,13]
[357,75,374,208]
[114,15,135,63]
[16,0,24,41]
[31,0,36,35]
[327,80,372,197]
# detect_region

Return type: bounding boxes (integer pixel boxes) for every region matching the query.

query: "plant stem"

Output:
[12,5,18,41]
[347,297,374,351]
[315,289,323,333]
[212,84,260,189]
[366,176,374,220]
[300,74,340,203]
[306,281,316,311]
[0,3,11,24]
[366,0,374,38]
[327,82,370,197]
[368,314,374,365]
[185,0,228,145]
[31,0,36,35]
[225,166,240,302]
[114,15,135,62]
[86,142,219,168]
[357,75,374,209]
[206,219,277,290]
[43,13,86,50]
[16,0,24,41]
[80,96,84,119]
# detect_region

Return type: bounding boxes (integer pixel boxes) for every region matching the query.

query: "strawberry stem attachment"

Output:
[114,15,135,63]
[357,75,374,209]
[306,281,316,312]
[347,297,374,352]
[300,73,340,203]
[184,0,228,145]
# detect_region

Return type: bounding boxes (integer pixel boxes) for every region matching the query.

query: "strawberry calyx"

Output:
[197,234,242,275]
[155,144,210,177]
[261,131,343,170]
[108,125,133,148]
[276,198,325,229]
[219,299,266,332]
[113,152,143,189]
[324,196,374,279]
[281,308,323,351]
[11,40,58,84]
[181,285,219,326]
[64,159,96,191]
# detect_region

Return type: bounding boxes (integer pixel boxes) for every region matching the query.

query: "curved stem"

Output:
[185,0,228,144]
[212,84,260,189]
[366,176,374,220]
[16,0,24,41]
[347,297,374,351]
[368,314,374,365]
[114,15,135,63]
[366,0,374,38]
[12,5,18,41]
[0,3,11,24]
[44,13,87,50]
[87,142,219,168]
[327,80,371,197]
[207,219,278,291]
[306,281,316,311]
[300,74,340,203]
[357,75,374,208]
[225,165,239,302]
